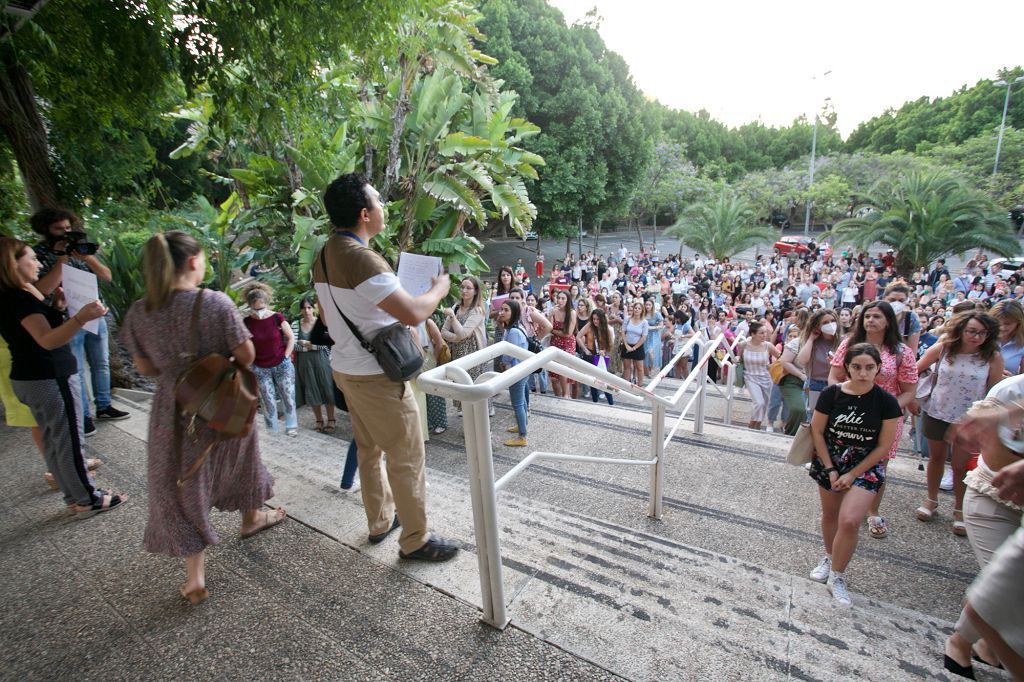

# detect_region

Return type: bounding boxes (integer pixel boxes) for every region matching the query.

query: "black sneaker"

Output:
[399,536,459,562]
[95,405,130,421]
[83,417,96,437]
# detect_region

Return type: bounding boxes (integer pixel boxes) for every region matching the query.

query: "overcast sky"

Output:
[545,0,1024,138]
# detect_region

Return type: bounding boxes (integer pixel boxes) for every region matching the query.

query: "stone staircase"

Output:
[109,387,999,681]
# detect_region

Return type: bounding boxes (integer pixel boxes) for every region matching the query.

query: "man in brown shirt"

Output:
[313,173,457,562]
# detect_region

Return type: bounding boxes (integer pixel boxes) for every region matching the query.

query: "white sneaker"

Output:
[939,469,954,491]
[809,556,831,583]
[829,571,851,605]
[766,426,775,433]
[340,479,361,493]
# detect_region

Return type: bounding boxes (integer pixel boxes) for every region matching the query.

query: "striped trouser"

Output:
[12,374,97,507]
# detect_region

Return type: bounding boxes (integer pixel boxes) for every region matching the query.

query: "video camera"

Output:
[48,230,98,257]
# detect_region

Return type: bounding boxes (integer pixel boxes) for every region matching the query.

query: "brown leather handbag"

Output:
[173,290,259,485]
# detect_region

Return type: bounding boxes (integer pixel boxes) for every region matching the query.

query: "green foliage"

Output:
[846,68,1024,154]
[665,190,776,261]
[81,198,195,323]
[830,171,1018,274]
[478,0,648,230]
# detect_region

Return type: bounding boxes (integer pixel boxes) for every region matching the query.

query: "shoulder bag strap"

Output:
[318,246,375,355]
[187,289,204,359]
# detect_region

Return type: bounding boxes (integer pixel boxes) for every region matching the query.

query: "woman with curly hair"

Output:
[547,289,577,397]
[915,311,1003,535]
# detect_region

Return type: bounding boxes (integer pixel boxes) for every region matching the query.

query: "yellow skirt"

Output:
[0,338,37,427]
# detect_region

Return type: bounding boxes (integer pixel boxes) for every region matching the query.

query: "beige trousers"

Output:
[333,371,429,554]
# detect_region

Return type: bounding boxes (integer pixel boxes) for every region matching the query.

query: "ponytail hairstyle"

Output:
[143,231,202,311]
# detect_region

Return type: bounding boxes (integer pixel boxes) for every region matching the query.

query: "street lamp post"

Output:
[803,70,831,238]
[994,76,1024,176]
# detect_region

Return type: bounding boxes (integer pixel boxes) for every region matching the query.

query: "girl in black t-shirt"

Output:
[808,342,901,606]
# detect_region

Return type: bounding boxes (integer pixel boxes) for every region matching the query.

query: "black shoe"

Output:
[95,405,130,421]
[368,514,400,544]
[399,536,459,562]
[944,654,976,680]
[83,417,96,437]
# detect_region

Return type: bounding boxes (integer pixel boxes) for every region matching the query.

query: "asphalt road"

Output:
[477,227,1001,291]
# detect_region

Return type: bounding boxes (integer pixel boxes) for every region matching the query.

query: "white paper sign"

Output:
[397,251,443,297]
[61,267,100,334]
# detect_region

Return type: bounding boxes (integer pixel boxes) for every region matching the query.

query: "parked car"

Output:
[989,257,1024,272]
[773,236,833,260]
[522,230,538,240]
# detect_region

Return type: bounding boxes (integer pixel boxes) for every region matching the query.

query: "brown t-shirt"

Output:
[312,233,400,375]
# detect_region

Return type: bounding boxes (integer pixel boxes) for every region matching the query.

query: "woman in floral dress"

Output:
[121,232,284,605]
[441,276,487,413]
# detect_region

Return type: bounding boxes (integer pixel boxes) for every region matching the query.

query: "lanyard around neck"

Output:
[337,230,364,246]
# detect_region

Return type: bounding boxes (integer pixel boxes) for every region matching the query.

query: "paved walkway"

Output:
[1,382,1007,681]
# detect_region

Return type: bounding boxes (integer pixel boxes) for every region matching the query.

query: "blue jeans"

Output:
[340,439,359,488]
[509,377,528,436]
[254,357,298,432]
[767,383,787,422]
[528,368,550,393]
[69,315,111,419]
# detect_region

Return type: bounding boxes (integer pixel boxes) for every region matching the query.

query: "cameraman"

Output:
[31,208,129,436]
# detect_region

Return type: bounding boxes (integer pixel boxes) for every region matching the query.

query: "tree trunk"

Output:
[634,218,645,252]
[651,209,657,248]
[593,218,601,253]
[0,58,59,211]
[380,56,413,202]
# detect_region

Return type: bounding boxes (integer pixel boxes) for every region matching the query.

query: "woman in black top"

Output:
[807,342,901,606]
[0,237,122,517]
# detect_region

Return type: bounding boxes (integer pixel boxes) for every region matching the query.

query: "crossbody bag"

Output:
[318,247,423,382]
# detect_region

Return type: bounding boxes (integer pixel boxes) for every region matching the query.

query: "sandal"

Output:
[952,509,968,537]
[432,426,446,435]
[44,472,59,491]
[867,516,888,539]
[313,420,324,433]
[86,458,102,471]
[180,584,209,605]
[240,507,286,539]
[72,492,127,520]
[323,419,336,434]
[915,498,938,522]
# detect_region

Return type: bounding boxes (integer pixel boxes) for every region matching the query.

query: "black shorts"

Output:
[621,345,645,361]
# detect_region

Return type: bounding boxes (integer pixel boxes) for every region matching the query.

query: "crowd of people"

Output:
[1,180,1023,677]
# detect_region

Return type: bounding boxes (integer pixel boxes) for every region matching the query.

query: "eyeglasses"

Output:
[963,327,989,338]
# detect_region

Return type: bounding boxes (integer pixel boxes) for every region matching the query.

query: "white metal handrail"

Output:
[418,332,723,630]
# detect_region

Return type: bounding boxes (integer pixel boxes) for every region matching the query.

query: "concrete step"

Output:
[110,391,996,681]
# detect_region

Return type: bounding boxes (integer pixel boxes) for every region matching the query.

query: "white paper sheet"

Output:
[397,252,443,297]
[61,266,100,334]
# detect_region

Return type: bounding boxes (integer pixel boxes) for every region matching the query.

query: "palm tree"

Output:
[666,190,776,262]
[830,170,1017,275]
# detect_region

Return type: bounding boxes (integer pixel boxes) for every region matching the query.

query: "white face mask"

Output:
[254,308,273,319]
[889,301,906,316]
[821,322,838,336]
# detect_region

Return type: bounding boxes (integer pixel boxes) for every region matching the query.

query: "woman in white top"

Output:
[739,321,780,430]
[841,281,859,309]
[915,311,1003,536]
